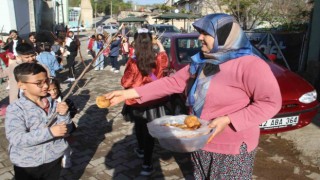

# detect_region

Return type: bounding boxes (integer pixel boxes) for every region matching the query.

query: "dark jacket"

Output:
[109,38,121,57]
[67,38,80,56]
[3,37,23,53]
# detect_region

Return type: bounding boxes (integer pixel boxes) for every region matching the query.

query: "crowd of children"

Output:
[1,26,137,179]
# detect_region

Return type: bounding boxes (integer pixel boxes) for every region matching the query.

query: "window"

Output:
[176,38,202,63]
[68,9,79,22]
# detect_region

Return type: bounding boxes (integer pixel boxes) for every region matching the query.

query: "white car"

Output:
[69,26,86,32]
[103,25,118,35]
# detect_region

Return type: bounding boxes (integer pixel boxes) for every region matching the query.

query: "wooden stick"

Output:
[45,27,123,127]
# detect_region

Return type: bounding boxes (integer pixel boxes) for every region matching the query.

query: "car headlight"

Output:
[299,90,317,104]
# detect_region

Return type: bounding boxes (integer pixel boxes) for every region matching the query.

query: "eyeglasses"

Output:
[23,78,52,88]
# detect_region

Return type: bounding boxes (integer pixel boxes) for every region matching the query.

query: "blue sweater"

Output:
[36,52,62,77]
[5,95,71,167]
[109,38,121,57]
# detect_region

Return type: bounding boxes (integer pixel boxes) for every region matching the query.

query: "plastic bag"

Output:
[147,115,215,152]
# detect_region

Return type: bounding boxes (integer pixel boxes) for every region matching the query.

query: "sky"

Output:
[124,0,163,5]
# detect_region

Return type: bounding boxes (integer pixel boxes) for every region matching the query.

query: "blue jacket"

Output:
[36,52,62,77]
[93,40,105,54]
[109,38,121,57]
[5,95,71,167]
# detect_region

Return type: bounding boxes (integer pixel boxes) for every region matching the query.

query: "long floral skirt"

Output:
[191,143,257,180]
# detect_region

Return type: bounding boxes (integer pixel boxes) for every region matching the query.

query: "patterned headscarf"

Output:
[187,13,254,116]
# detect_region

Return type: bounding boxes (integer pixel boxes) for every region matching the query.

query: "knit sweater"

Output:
[5,95,71,167]
[135,55,282,154]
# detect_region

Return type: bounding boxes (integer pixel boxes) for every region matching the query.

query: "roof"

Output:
[153,13,201,20]
[118,17,146,22]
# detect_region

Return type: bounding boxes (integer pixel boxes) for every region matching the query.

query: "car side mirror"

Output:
[267,54,277,62]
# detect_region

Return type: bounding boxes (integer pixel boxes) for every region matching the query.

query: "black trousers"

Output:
[66,53,76,78]
[14,157,62,180]
[128,104,166,166]
[134,117,154,166]
[109,56,119,70]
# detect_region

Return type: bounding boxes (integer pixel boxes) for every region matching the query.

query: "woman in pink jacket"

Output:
[102,13,282,179]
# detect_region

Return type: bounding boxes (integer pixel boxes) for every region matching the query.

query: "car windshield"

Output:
[175,37,202,63]
[155,26,180,33]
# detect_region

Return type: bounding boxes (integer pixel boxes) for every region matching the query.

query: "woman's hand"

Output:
[207,116,231,143]
[156,39,165,52]
[103,89,139,107]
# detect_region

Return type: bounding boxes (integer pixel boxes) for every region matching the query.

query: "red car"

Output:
[160,32,319,134]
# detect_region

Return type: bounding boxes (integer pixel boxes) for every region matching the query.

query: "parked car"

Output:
[149,24,180,33]
[69,26,86,32]
[103,25,118,36]
[159,32,320,134]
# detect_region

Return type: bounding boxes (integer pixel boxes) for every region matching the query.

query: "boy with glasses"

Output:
[5,63,71,180]
[0,43,48,103]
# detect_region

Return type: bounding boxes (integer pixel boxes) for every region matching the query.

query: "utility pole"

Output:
[110,0,113,19]
[94,0,98,29]
[28,0,36,32]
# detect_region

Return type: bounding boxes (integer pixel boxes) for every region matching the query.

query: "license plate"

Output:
[259,116,299,129]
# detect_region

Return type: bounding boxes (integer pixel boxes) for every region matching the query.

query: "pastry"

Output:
[96,96,110,108]
[184,115,201,129]
[162,115,201,130]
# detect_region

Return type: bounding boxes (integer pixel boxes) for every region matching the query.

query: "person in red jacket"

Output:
[87,35,96,58]
[120,29,168,176]
[102,13,281,179]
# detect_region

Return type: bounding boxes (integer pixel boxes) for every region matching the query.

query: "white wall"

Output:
[0,0,17,35]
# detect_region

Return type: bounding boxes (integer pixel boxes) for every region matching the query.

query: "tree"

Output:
[89,0,131,16]
[202,0,312,31]
[69,0,81,7]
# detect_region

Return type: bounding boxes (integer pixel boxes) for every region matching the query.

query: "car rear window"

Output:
[176,38,202,63]
[154,26,180,33]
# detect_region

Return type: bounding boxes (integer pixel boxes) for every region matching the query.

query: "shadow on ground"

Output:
[60,105,113,179]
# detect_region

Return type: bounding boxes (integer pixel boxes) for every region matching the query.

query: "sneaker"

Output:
[140,165,154,176]
[6,85,9,90]
[69,78,75,82]
[133,148,144,158]
[64,78,71,82]
[94,67,99,71]
[61,155,72,168]
[110,68,115,72]
[114,70,119,73]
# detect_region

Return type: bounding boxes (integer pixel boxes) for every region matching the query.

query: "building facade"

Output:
[0,0,70,37]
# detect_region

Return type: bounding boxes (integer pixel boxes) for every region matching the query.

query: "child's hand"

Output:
[56,102,69,116]
[50,122,67,137]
